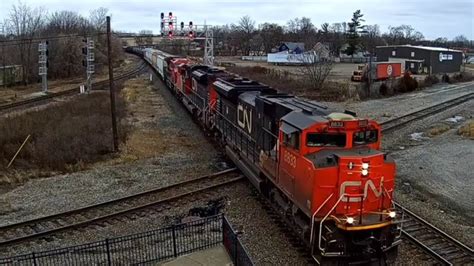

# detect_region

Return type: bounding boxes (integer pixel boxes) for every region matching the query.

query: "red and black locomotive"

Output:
[139,48,401,264]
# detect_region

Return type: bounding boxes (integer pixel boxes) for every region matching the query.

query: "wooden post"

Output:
[107,16,119,152]
[7,135,31,169]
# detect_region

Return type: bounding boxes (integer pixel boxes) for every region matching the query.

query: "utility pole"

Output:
[38,41,48,93]
[1,23,5,89]
[107,16,119,152]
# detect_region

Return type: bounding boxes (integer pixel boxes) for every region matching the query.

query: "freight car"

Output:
[141,48,401,265]
[351,62,402,82]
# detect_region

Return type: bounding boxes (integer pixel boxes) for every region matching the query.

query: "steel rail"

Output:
[380,92,474,133]
[395,202,474,265]
[0,168,241,248]
[0,62,147,112]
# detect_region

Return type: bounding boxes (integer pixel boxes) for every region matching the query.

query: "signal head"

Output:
[160,12,164,19]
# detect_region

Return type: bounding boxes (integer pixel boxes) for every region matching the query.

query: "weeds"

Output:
[226,65,351,101]
[0,92,127,171]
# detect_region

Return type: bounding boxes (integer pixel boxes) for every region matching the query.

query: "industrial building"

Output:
[375,45,463,74]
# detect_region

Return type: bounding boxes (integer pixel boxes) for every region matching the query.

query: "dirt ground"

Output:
[217,56,359,81]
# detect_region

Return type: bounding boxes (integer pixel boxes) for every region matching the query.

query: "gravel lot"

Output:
[322,80,474,122]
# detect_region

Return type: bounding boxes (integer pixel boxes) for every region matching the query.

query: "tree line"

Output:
[204,11,472,56]
[0,3,124,85]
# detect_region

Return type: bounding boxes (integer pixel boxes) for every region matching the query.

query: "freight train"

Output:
[132,47,402,265]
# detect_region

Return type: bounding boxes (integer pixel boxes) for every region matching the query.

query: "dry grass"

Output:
[427,123,451,137]
[226,65,353,101]
[0,92,127,173]
[458,120,474,139]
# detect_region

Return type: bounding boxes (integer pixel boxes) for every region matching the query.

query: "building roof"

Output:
[281,42,305,51]
[376,45,463,53]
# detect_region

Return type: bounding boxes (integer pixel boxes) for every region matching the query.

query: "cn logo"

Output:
[339,178,384,203]
[237,104,252,134]
[387,65,393,76]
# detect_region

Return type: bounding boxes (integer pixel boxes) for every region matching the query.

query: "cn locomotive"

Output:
[137,47,401,265]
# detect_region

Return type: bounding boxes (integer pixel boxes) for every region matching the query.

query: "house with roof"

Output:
[277,42,305,54]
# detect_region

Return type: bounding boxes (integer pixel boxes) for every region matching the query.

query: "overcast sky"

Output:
[1,0,473,40]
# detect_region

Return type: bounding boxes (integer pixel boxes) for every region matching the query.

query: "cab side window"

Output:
[284,132,300,150]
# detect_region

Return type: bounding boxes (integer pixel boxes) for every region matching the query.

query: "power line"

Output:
[0,32,108,47]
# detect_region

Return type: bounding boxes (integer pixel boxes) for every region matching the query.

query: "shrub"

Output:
[451,72,474,83]
[424,75,440,87]
[379,83,388,96]
[396,72,418,93]
[441,74,451,83]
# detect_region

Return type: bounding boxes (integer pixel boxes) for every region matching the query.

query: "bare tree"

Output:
[89,7,108,33]
[383,25,424,45]
[360,24,385,52]
[237,15,255,55]
[300,50,334,91]
[452,35,469,47]
[259,23,284,53]
[6,2,46,84]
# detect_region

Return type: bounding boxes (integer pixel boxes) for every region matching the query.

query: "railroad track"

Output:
[381,92,474,133]
[395,202,474,265]
[0,168,242,249]
[0,61,148,113]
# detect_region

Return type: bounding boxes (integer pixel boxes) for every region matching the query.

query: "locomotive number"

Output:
[284,151,297,168]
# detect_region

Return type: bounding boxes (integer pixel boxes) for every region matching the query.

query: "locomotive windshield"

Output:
[353,130,378,145]
[307,133,346,147]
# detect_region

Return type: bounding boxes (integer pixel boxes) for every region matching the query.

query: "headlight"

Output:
[389,211,396,218]
[346,217,354,224]
[362,163,369,170]
[361,169,369,176]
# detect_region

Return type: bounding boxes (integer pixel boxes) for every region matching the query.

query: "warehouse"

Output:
[375,45,463,74]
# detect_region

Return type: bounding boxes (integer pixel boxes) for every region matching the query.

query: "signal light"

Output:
[188,31,194,38]
[169,12,172,19]
[189,21,193,28]
[161,22,164,28]
[180,22,184,30]
[168,31,173,38]
[161,12,164,20]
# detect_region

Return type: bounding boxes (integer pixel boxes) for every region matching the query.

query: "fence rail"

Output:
[0,214,253,266]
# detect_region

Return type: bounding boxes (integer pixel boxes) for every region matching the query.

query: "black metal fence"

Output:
[223,216,254,266]
[0,214,253,266]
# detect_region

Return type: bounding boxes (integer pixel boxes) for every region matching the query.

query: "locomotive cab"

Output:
[260,109,401,264]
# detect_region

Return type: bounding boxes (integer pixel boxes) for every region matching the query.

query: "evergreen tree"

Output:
[345,10,365,56]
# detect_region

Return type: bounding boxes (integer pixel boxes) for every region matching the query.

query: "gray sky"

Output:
[1,0,473,40]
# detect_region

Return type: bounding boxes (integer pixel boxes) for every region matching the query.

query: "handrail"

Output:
[319,193,348,253]
[310,193,334,247]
